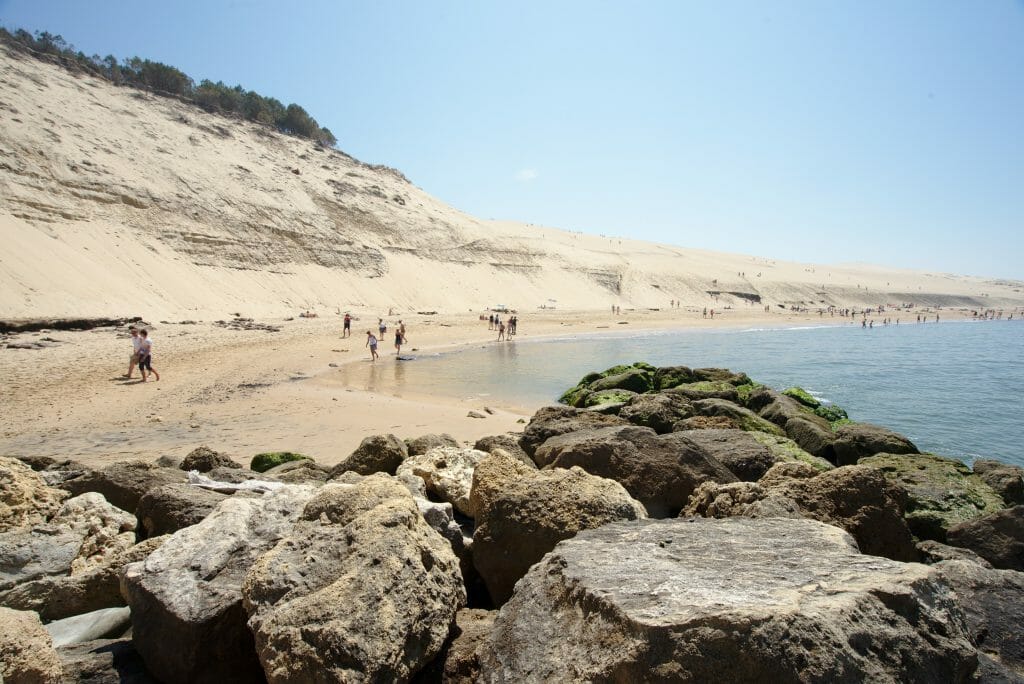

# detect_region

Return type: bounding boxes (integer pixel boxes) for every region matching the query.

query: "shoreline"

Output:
[0,306,1014,469]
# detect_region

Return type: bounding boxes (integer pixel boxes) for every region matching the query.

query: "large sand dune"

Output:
[2,44,1022,321]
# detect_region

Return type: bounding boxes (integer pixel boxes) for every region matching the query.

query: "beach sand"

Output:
[0,305,991,470]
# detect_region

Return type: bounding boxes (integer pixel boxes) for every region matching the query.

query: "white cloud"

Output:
[515,168,538,182]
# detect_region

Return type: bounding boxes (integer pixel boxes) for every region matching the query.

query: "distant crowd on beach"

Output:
[485,313,517,341]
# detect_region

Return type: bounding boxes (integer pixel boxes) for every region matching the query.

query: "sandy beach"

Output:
[0,304,995,469]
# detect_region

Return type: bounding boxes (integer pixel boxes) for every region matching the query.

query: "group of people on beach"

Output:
[124,326,158,382]
[488,313,517,341]
[365,318,407,361]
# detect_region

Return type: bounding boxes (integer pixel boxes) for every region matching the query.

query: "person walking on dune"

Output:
[342,312,351,338]
[137,329,159,382]
[124,327,141,378]
[366,331,379,361]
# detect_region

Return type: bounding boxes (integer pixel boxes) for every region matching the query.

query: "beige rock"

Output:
[0,606,63,683]
[0,456,68,531]
[397,446,487,517]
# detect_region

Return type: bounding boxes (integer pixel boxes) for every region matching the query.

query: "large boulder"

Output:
[45,606,132,647]
[783,414,837,461]
[121,484,318,683]
[685,464,918,561]
[972,459,1024,506]
[687,399,785,436]
[748,432,835,472]
[946,505,1024,571]
[518,405,627,459]
[0,492,136,592]
[396,447,486,517]
[470,451,646,605]
[416,608,495,684]
[859,452,1005,541]
[0,606,63,683]
[534,425,737,517]
[262,458,331,483]
[618,392,694,434]
[588,367,653,394]
[652,364,698,390]
[55,638,157,684]
[678,429,778,481]
[833,423,918,465]
[136,483,228,538]
[179,446,240,472]
[242,476,465,682]
[407,433,460,456]
[937,559,1024,681]
[666,380,739,402]
[477,518,977,682]
[0,456,68,530]
[473,434,533,466]
[61,460,186,513]
[756,390,808,427]
[329,433,408,477]
[0,536,165,622]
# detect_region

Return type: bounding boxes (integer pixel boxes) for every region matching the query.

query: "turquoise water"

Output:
[347,320,1024,467]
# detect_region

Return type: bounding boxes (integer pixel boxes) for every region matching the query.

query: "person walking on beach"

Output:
[366,331,379,361]
[497,320,506,341]
[378,318,387,337]
[124,327,141,378]
[137,329,159,382]
[394,327,404,355]
[342,313,351,338]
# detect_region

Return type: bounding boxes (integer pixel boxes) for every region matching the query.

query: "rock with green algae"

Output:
[858,452,1005,542]
[689,399,785,437]
[782,386,819,408]
[589,367,653,394]
[558,363,655,404]
[666,380,739,401]
[814,403,849,423]
[557,384,591,408]
[749,432,834,472]
[250,452,310,473]
[583,389,637,408]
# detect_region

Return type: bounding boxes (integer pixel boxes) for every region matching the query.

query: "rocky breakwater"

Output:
[2,359,1024,681]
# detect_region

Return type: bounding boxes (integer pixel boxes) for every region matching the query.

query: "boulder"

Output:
[0,456,68,530]
[672,415,741,431]
[477,518,977,682]
[685,464,918,561]
[407,433,460,456]
[179,446,240,472]
[582,388,637,408]
[589,367,653,394]
[397,447,486,517]
[207,465,280,484]
[618,392,694,434]
[0,536,165,622]
[916,540,992,568]
[666,380,739,402]
[45,606,132,647]
[155,454,184,469]
[473,434,533,466]
[679,429,777,481]
[61,460,186,514]
[250,451,309,473]
[689,399,785,436]
[972,459,1024,506]
[470,451,646,605]
[947,505,1024,571]
[56,638,157,684]
[534,426,737,517]
[748,432,835,471]
[518,405,627,459]
[757,391,808,426]
[652,364,698,390]
[242,476,465,682]
[691,367,752,385]
[262,458,330,483]
[859,452,1005,541]
[783,414,837,461]
[329,433,408,477]
[833,422,918,465]
[938,559,1024,681]
[416,608,495,683]
[121,484,318,684]
[136,483,228,538]
[0,606,63,683]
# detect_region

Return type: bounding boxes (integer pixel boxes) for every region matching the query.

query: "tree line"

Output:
[0,27,337,147]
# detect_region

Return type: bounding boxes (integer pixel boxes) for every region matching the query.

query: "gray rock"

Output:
[947,505,1024,571]
[179,446,241,472]
[397,447,487,517]
[0,606,63,683]
[477,518,978,682]
[618,392,694,434]
[206,465,278,484]
[938,559,1024,682]
[56,637,158,684]
[973,459,1024,506]
[916,540,993,568]
[155,454,184,469]
[407,432,460,456]
[517,406,627,460]
[679,428,778,481]
[689,398,786,436]
[62,460,186,513]
[46,606,132,647]
[135,483,228,538]
[122,484,318,684]
[534,425,737,517]
[833,422,918,466]
[242,476,465,682]
[262,458,330,483]
[784,414,837,461]
[756,390,807,426]
[470,451,645,605]
[685,464,918,562]
[0,536,165,621]
[473,434,534,466]
[329,433,408,477]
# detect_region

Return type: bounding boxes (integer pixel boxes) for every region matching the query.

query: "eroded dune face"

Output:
[2,45,1021,319]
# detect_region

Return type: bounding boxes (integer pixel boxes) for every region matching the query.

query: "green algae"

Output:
[251,451,310,473]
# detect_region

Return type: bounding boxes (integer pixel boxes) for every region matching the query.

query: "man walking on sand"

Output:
[366,330,379,361]
[137,329,160,382]
[124,327,142,378]
[343,313,351,338]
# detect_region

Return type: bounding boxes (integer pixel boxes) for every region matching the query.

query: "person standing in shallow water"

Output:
[394,327,403,355]
[366,331,379,361]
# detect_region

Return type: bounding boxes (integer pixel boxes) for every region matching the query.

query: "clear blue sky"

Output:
[2,1,1022,280]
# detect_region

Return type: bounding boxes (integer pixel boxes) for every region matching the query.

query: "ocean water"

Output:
[340,319,1024,467]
